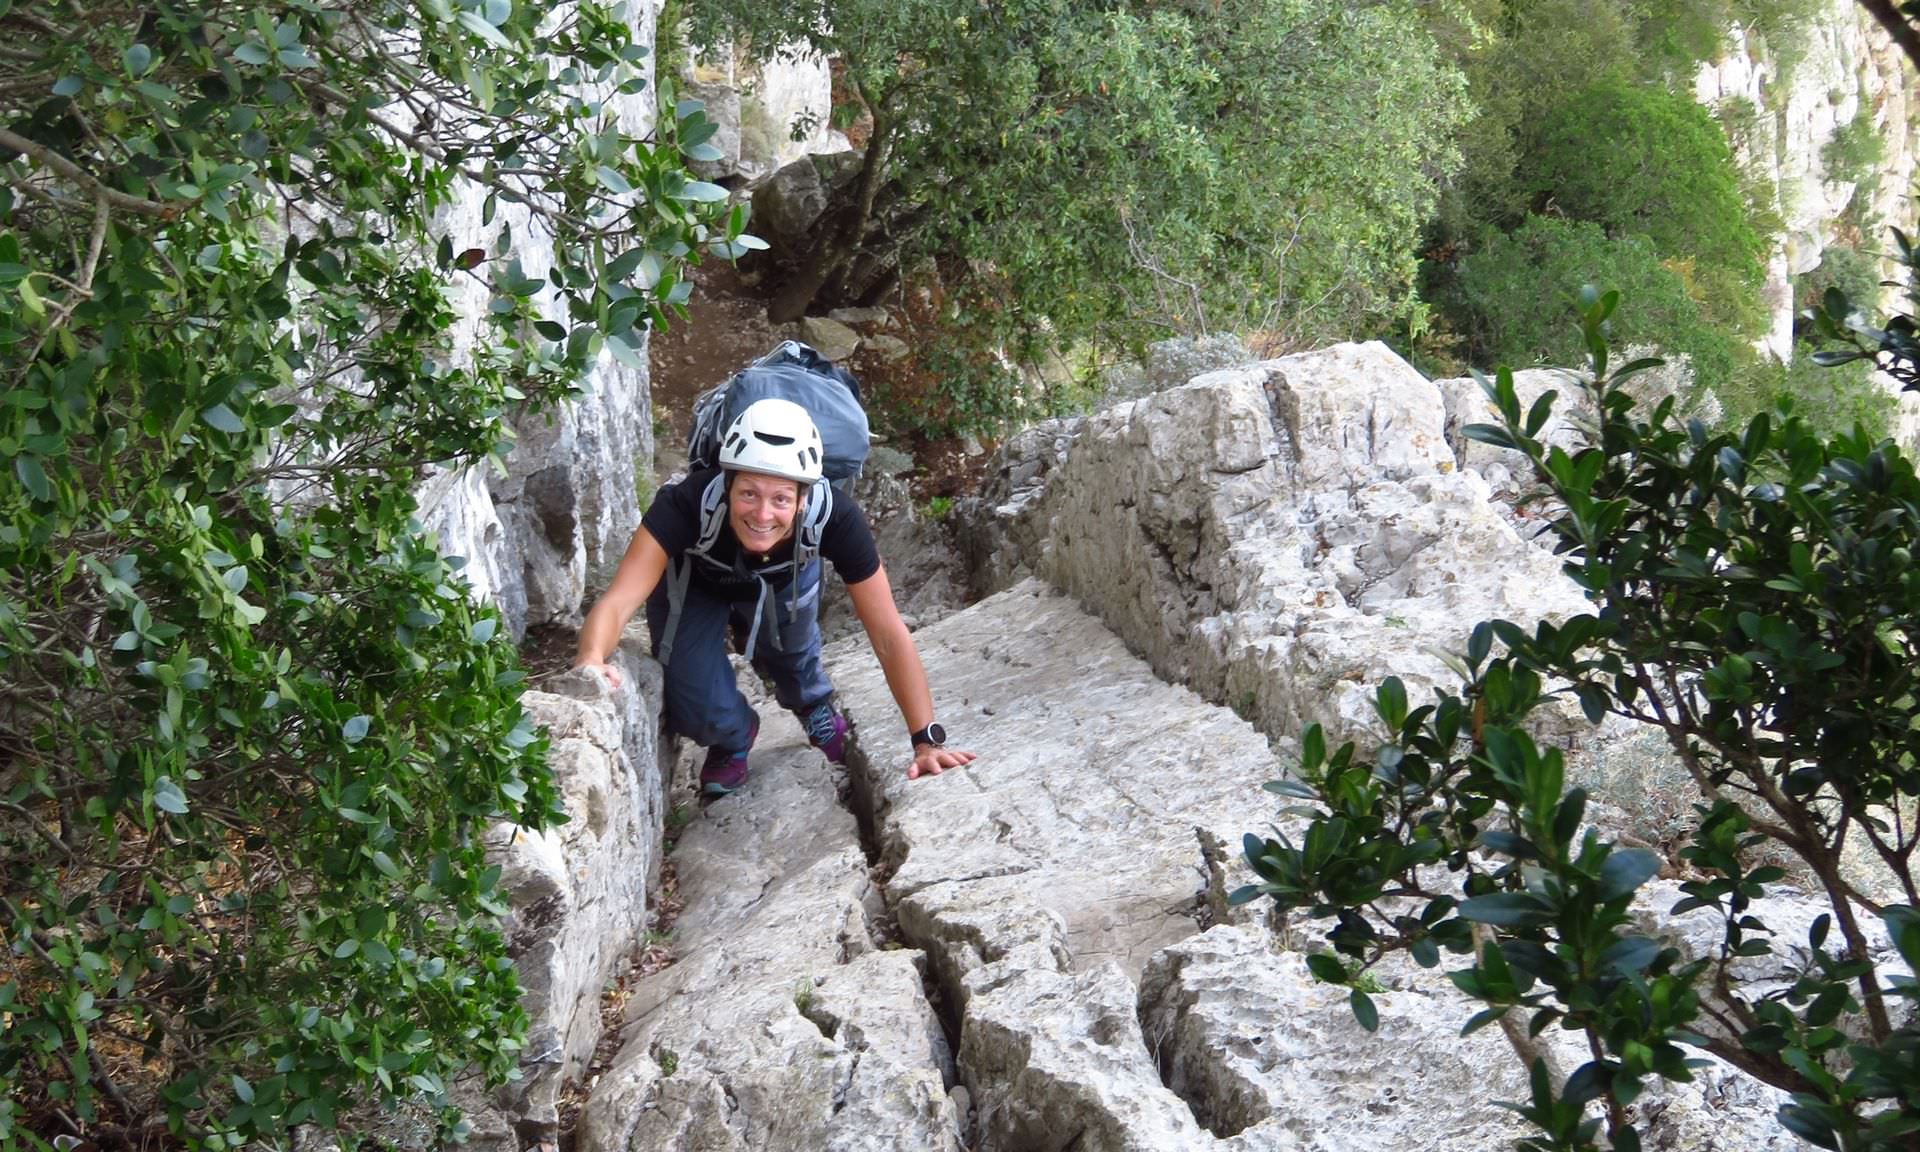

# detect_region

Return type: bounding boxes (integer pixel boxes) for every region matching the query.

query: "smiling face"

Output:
[726,471,803,555]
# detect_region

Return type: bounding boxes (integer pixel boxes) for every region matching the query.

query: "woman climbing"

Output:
[574,396,975,796]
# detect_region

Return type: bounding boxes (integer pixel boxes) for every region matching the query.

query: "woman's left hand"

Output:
[909,744,976,780]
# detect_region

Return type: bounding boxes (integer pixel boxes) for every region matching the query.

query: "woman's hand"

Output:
[909,743,976,780]
[576,660,624,691]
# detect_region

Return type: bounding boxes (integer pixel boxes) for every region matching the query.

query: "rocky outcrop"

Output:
[750,150,864,261]
[461,634,670,1148]
[407,6,659,642]
[1695,0,1919,362]
[682,45,846,185]
[817,581,1808,1150]
[416,169,655,641]
[959,341,1588,749]
[579,691,964,1152]
[558,336,1858,1149]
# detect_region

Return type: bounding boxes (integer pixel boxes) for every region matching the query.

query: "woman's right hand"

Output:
[577,660,624,691]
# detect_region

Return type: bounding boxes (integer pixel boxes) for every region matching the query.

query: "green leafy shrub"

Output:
[1718,352,1894,440]
[1806,225,1920,395]
[1525,80,1766,308]
[1239,294,1920,1150]
[1822,106,1887,185]
[689,0,1467,423]
[0,2,735,1146]
[1450,216,1740,398]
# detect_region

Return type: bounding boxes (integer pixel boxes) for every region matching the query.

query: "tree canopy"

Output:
[688,0,1469,358]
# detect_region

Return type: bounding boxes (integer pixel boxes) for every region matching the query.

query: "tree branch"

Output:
[0,128,176,218]
[79,192,109,292]
[1854,0,1920,74]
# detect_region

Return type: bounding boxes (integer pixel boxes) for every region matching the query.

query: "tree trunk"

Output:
[767,93,894,323]
[767,231,858,323]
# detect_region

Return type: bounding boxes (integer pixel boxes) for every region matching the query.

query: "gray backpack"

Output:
[658,343,870,666]
[685,341,869,484]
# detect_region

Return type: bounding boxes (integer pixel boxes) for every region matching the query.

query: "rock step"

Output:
[579,699,963,1151]
[829,581,1280,1150]
[823,585,1806,1151]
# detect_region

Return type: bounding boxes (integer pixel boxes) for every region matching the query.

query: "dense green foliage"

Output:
[1526,82,1762,284]
[1240,296,1920,1150]
[687,0,1467,415]
[1805,225,1920,395]
[1419,0,1812,413]
[0,1,735,1145]
[1452,216,1739,399]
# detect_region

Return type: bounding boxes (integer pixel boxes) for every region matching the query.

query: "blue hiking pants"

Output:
[645,558,834,753]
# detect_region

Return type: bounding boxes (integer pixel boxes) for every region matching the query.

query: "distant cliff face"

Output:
[1696,0,1920,441]
[1697,0,1916,359]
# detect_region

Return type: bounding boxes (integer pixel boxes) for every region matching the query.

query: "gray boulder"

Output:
[751,151,863,259]
[578,699,963,1152]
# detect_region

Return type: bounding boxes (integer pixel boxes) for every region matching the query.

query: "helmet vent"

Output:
[754,431,796,446]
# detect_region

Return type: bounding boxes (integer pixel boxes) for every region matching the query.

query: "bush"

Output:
[690,0,1468,387]
[0,3,733,1145]
[1239,295,1920,1150]
[1719,352,1895,440]
[1823,106,1887,185]
[1451,216,1741,398]
[1524,80,1766,310]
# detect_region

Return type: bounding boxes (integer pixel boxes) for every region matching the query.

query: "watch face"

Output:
[924,722,947,746]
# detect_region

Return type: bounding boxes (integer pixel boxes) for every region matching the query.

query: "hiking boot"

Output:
[802,700,850,765]
[699,719,758,797]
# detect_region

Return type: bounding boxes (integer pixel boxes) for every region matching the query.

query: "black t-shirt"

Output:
[642,468,882,599]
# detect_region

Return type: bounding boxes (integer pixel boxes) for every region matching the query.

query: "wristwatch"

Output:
[909,722,947,749]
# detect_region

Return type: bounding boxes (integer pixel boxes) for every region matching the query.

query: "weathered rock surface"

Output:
[579,698,963,1152]
[751,151,864,259]
[1140,925,1809,1152]
[801,314,862,362]
[413,3,659,640]
[682,44,845,184]
[1101,334,1258,407]
[958,341,1589,749]
[821,583,1817,1150]
[830,581,1279,1150]
[1694,0,1920,363]
[462,633,669,1147]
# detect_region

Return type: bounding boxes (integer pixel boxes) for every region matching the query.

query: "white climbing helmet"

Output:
[718,397,824,484]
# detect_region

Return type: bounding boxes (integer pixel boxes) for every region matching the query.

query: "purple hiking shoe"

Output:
[803,700,850,765]
[699,719,758,797]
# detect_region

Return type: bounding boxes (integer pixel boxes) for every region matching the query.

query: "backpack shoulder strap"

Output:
[797,479,832,558]
[689,472,730,559]
[656,474,731,669]
[784,479,833,616]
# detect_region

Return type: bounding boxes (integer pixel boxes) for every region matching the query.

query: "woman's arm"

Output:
[846,565,977,779]
[573,525,670,689]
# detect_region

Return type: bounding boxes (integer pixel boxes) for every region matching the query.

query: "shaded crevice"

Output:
[837,724,973,1136]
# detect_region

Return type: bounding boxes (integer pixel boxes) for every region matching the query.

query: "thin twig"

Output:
[79,192,109,292]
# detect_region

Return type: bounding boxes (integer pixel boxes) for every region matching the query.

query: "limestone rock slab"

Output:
[957,343,1589,751]
[463,640,668,1146]
[827,582,1284,1150]
[579,705,963,1152]
[1140,925,1811,1152]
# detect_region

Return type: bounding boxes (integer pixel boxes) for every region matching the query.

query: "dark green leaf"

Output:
[1596,849,1661,902]
[1348,989,1378,1032]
